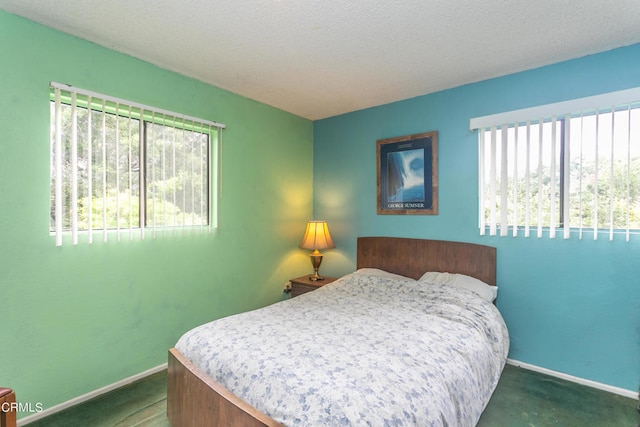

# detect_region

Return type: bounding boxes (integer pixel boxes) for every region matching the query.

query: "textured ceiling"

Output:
[2,0,640,120]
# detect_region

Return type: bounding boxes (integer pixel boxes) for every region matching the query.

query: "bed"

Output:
[167,237,509,426]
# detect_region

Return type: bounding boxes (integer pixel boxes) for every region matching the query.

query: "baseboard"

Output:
[15,359,636,425]
[18,363,168,426]
[507,358,637,400]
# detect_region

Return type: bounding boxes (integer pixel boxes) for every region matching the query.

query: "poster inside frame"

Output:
[377,131,438,215]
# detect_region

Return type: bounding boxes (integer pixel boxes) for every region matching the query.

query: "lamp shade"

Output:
[299,221,336,250]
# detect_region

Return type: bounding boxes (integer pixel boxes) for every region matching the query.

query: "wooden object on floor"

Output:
[289,274,337,297]
[167,348,283,427]
[0,388,16,427]
[166,237,497,426]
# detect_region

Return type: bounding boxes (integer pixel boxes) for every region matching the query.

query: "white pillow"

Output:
[355,268,415,282]
[419,271,497,302]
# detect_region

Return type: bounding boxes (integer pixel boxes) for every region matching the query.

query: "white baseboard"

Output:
[507,358,637,400]
[18,363,168,426]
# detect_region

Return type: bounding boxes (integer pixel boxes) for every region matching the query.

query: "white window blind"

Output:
[471,88,640,241]
[50,82,225,246]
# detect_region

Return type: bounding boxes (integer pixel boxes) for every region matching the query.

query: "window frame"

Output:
[471,88,640,240]
[49,82,224,245]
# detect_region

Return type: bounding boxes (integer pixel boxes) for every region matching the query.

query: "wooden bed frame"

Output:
[167,237,496,427]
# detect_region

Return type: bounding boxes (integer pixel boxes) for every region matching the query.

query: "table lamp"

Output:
[299,220,335,281]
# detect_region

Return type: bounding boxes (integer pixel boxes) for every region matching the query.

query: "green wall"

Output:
[0,11,313,418]
[313,44,640,393]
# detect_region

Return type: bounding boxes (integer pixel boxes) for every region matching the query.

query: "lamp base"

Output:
[309,272,325,281]
[309,250,324,281]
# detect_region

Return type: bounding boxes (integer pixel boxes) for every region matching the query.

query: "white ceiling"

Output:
[2,0,640,120]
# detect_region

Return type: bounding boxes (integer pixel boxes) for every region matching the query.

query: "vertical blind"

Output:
[50,82,225,246]
[470,87,640,241]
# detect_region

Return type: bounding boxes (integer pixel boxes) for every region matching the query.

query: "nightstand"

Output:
[289,274,337,297]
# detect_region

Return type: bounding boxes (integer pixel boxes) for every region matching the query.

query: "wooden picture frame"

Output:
[377,131,438,215]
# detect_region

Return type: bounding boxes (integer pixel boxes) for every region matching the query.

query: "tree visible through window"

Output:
[49,84,223,245]
[475,98,640,240]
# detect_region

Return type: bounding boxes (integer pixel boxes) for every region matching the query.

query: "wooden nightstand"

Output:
[289,274,337,297]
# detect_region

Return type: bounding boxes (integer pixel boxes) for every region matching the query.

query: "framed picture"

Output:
[377,131,438,215]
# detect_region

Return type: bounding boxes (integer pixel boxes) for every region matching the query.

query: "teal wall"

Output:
[314,44,640,392]
[0,11,313,418]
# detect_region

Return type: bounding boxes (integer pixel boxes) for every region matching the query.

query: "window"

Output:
[471,88,640,240]
[49,83,225,246]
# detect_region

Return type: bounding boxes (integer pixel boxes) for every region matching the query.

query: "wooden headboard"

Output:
[356,237,496,286]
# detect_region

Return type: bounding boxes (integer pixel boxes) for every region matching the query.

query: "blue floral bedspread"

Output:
[175,272,509,426]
